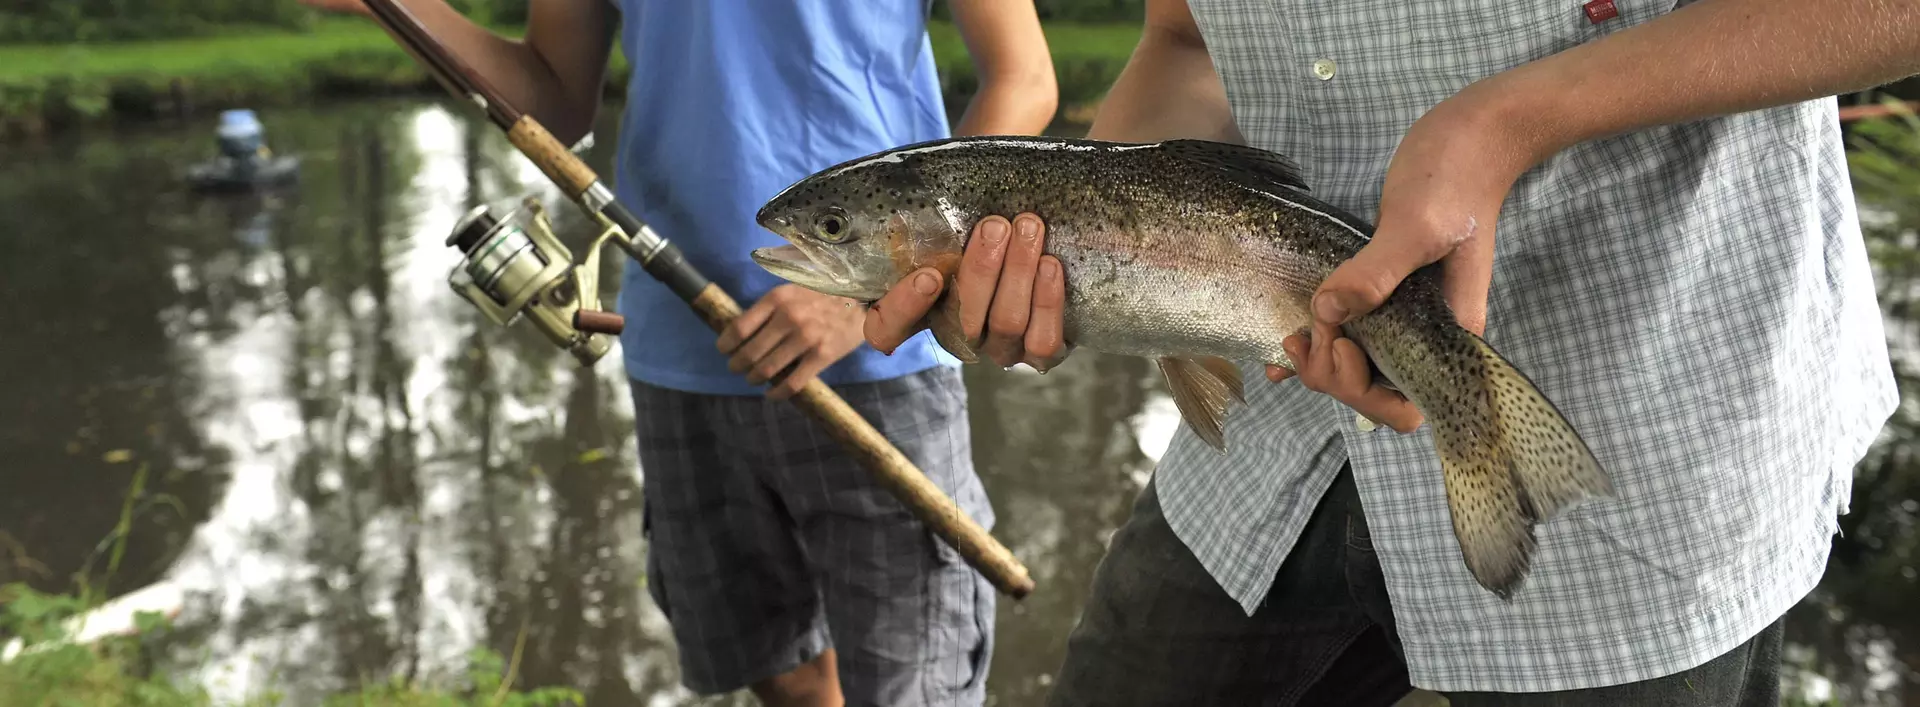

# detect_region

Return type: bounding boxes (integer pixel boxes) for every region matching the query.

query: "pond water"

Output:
[0,96,1910,706]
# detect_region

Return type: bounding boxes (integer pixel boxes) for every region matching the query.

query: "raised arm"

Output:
[946,0,1061,136]
[300,0,616,144]
[863,0,1232,368]
[1278,0,1920,433]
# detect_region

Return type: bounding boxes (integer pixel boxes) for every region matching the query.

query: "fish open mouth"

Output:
[750,244,820,278]
[750,244,868,300]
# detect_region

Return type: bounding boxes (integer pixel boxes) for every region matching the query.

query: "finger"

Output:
[1328,336,1376,392]
[956,216,1013,343]
[1349,388,1425,433]
[1265,363,1297,383]
[1297,320,1341,392]
[1310,228,1456,327]
[982,214,1046,366]
[863,269,943,354]
[1278,335,1310,384]
[768,350,834,401]
[1331,338,1424,433]
[1021,256,1068,371]
[748,332,811,385]
[728,317,793,375]
[1440,228,1499,335]
[717,296,778,355]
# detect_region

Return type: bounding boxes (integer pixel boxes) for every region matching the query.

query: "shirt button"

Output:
[1354,411,1378,432]
[1312,58,1337,81]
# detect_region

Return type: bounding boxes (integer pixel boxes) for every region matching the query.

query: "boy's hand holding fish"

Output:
[864,214,1071,373]
[1272,77,1524,435]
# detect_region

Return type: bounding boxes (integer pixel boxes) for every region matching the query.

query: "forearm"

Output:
[1087,24,1242,144]
[947,0,1060,136]
[371,0,609,143]
[1482,0,1920,169]
[953,73,1059,136]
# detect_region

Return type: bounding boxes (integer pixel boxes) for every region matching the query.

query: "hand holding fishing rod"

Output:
[355,0,1035,598]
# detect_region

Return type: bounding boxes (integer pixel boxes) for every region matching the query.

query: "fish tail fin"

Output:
[1380,325,1612,599]
[1157,355,1246,452]
[1466,330,1615,519]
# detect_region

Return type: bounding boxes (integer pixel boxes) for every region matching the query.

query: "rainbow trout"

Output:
[749,135,1613,599]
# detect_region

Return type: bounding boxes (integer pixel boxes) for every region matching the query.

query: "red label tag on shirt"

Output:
[1583,0,1618,23]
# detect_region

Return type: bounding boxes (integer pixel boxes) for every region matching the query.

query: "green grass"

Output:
[928,20,1141,67]
[0,18,1139,136]
[0,20,395,84]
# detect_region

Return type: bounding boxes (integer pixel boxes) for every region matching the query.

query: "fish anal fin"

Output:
[1157,139,1311,193]
[1157,355,1246,453]
[1193,355,1245,404]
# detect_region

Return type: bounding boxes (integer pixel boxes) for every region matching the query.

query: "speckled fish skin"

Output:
[750,135,1615,599]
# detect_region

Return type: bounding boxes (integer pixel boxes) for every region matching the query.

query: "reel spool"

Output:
[445,196,626,366]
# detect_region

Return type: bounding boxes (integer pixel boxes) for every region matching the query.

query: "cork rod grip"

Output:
[506,117,598,196]
[687,284,1036,599]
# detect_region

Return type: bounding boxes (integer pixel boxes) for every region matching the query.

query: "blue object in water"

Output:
[216,109,266,160]
[188,108,300,192]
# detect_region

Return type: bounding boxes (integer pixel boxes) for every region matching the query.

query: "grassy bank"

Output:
[1,582,584,707]
[0,18,1139,138]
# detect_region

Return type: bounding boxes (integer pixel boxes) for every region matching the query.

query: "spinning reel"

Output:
[444,196,630,366]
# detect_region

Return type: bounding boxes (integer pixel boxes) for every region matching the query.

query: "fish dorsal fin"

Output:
[1157,139,1310,193]
[1157,355,1248,453]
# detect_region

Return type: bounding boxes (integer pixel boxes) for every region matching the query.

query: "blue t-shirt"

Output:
[608,0,960,396]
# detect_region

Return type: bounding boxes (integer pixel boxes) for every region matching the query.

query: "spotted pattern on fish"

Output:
[750,135,1615,599]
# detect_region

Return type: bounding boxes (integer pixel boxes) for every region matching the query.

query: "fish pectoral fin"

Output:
[1157,356,1246,453]
[923,293,979,364]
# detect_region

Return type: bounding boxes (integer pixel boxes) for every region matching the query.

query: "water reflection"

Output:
[0,98,1181,705]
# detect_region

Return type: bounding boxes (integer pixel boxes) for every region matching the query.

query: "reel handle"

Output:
[573,310,626,335]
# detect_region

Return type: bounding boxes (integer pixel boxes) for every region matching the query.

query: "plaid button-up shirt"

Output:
[1153,0,1901,693]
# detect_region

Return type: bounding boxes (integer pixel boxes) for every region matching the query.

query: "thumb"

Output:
[1312,237,1447,327]
[864,267,944,354]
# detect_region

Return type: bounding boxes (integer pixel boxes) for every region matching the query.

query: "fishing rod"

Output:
[356,0,1035,598]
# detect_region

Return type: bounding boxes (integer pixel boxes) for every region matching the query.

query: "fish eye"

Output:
[814,209,852,242]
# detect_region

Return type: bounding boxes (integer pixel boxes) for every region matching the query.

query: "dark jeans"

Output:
[1047,466,1785,707]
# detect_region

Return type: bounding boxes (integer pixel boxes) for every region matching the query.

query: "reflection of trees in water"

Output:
[198,102,688,704]
[0,134,233,616]
[963,352,1163,704]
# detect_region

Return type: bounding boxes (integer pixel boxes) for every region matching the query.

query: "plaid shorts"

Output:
[631,365,995,705]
